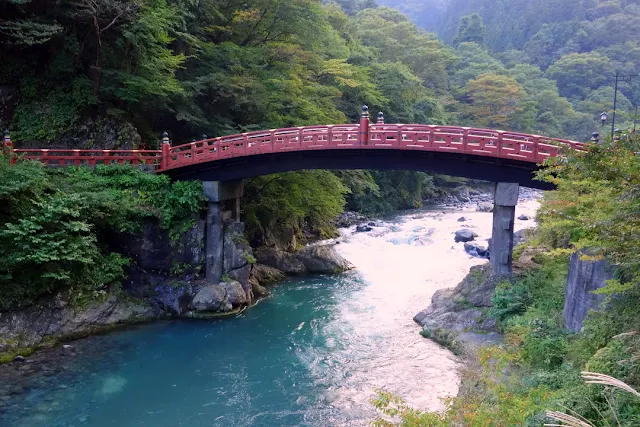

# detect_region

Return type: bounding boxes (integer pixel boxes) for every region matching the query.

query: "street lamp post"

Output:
[611,72,638,140]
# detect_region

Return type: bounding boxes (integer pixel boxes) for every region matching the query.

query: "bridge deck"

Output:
[6,122,583,186]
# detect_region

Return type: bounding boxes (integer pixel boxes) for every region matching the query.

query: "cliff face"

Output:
[563,252,614,332]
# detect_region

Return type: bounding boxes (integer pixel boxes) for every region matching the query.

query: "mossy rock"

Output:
[420,327,466,356]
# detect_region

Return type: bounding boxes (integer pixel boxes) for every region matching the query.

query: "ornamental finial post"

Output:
[202,134,208,140]
[161,131,171,170]
[591,132,599,144]
[359,105,370,145]
[377,112,384,124]
[3,129,15,163]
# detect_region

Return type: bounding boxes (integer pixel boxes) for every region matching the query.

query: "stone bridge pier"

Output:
[203,180,244,283]
[491,182,519,276]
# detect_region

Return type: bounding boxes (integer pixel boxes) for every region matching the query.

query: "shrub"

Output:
[0,158,205,310]
[490,280,532,323]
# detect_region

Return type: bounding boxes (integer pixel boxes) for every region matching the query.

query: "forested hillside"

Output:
[379,0,639,134]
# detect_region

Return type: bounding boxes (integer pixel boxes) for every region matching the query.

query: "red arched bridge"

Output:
[3,108,584,189]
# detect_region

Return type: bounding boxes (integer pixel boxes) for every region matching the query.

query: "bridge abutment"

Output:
[203,180,244,283]
[491,182,519,276]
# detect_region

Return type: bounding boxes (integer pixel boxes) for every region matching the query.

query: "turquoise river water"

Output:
[0,200,538,426]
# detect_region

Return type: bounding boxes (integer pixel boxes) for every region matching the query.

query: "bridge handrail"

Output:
[13,148,162,167]
[163,124,584,171]
[5,124,584,171]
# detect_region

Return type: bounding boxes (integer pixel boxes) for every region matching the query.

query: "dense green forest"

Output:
[2,0,634,245]
[381,0,639,124]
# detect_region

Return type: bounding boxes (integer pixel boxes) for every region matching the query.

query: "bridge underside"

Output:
[164,149,553,190]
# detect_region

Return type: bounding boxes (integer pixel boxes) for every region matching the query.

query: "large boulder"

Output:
[190,285,227,312]
[454,229,478,243]
[297,245,355,274]
[413,264,502,332]
[250,264,286,286]
[336,211,367,228]
[251,281,269,298]
[476,202,493,212]
[221,281,247,307]
[248,264,287,299]
[464,242,489,259]
[255,247,307,275]
[152,283,197,316]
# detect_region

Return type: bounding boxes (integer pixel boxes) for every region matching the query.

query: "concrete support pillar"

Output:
[203,180,244,283]
[491,182,519,276]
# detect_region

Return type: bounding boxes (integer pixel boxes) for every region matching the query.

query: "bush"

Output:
[0,158,205,310]
[490,280,532,323]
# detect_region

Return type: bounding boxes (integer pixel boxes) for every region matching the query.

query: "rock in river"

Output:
[255,245,354,275]
[476,202,493,212]
[255,247,307,275]
[221,281,247,307]
[190,285,227,312]
[355,225,373,233]
[454,229,478,243]
[250,264,286,286]
[297,245,355,274]
[464,242,489,259]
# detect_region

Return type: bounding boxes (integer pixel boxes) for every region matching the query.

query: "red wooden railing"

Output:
[163,124,583,172]
[3,110,585,173]
[12,149,162,166]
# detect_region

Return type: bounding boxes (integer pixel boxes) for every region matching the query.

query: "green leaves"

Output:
[0,159,204,310]
[537,133,640,293]
[243,171,348,246]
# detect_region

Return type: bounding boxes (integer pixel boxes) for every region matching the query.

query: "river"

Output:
[0,196,539,427]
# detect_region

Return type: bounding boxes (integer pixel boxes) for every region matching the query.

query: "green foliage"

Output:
[546,52,613,100]
[452,12,487,47]
[0,158,204,310]
[243,171,347,246]
[537,133,640,293]
[490,280,532,322]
